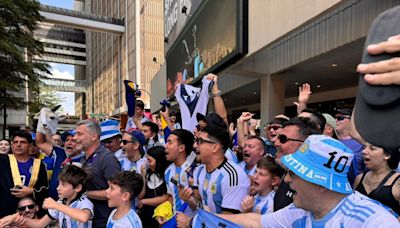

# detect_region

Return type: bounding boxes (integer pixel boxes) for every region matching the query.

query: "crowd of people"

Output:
[0,5,400,228]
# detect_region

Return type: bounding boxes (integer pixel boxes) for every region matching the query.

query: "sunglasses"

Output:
[102,140,114,144]
[121,140,135,145]
[18,204,35,211]
[335,116,350,121]
[277,134,304,144]
[195,137,216,145]
[267,125,280,131]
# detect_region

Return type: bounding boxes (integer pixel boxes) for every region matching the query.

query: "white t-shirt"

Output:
[125,116,150,132]
[253,190,275,214]
[194,159,250,213]
[48,194,93,228]
[120,157,147,174]
[106,208,142,228]
[238,161,257,176]
[260,191,400,228]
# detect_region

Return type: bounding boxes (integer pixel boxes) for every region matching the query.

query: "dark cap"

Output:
[335,109,352,116]
[196,112,227,129]
[354,6,400,149]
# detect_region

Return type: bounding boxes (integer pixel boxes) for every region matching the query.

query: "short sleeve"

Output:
[47,208,59,220]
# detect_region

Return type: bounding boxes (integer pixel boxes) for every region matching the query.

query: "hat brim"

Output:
[281,153,353,194]
[354,6,400,149]
[100,132,121,141]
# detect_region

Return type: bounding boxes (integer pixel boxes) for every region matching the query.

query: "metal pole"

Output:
[2,89,7,138]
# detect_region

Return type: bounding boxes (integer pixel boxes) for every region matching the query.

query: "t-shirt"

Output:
[120,157,147,174]
[238,161,257,176]
[164,162,194,214]
[253,191,275,214]
[194,159,250,213]
[43,146,67,199]
[17,157,34,186]
[81,145,121,228]
[261,192,400,228]
[225,148,239,164]
[125,116,150,132]
[48,194,94,228]
[106,208,142,228]
[273,173,295,211]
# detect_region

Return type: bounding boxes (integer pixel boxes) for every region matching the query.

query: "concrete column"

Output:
[260,74,285,135]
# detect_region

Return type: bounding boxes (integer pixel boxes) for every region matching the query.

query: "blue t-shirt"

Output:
[45,146,67,200]
[17,157,34,186]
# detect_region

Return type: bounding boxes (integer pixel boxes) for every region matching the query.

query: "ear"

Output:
[178,144,185,153]
[271,176,281,187]
[133,142,140,150]
[58,114,67,121]
[74,184,83,193]
[51,105,62,112]
[122,191,131,202]
[384,154,391,161]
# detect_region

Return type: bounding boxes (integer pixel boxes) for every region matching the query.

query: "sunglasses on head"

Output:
[18,204,35,211]
[277,134,304,144]
[195,137,216,145]
[121,140,135,145]
[335,116,350,121]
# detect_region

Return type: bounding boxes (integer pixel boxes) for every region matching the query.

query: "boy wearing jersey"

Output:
[23,165,94,228]
[219,135,400,227]
[106,171,143,228]
[163,129,196,221]
[241,157,284,214]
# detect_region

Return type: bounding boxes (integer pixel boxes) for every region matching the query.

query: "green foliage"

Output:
[28,86,64,122]
[0,0,50,109]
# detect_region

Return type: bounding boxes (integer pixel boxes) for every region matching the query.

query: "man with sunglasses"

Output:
[100,119,125,162]
[119,131,147,174]
[178,126,249,217]
[335,109,365,186]
[218,135,399,227]
[273,117,319,211]
[16,197,38,220]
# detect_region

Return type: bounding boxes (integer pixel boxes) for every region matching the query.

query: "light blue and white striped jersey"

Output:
[225,148,239,164]
[48,194,93,228]
[164,162,194,215]
[194,159,250,213]
[253,190,275,214]
[260,191,400,227]
[120,157,147,174]
[106,208,142,228]
[238,161,257,176]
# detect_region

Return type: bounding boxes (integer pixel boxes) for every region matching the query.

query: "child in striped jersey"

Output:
[106,171,144,228]
[22,165,93,228]
[241,157,285,214]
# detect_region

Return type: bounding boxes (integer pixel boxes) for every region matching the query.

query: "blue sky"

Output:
[39,0,72,9]
[39,0,76,115]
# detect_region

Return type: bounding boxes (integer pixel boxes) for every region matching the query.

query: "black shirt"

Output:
[273,173,295,211]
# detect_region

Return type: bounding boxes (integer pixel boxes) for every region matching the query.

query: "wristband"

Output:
[212,90,221,98]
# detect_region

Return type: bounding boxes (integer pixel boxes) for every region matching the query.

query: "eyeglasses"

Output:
[195,137,216,145]
[122,140,135,145]
[18,204,35,211]
[277,134,304,144]
[335,116,350,121]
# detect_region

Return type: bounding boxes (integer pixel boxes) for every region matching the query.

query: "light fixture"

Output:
[331,64,337,67]
[253,91,257,95]
[316,85,321,88]
[294,82,299,85]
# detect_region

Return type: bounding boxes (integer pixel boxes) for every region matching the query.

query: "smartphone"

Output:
[170,177,180,188]
[14,185,22,189]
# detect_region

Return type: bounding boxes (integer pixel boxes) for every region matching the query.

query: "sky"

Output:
[39,0,75,115]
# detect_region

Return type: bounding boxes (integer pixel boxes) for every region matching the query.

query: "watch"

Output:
[212,90,221,98]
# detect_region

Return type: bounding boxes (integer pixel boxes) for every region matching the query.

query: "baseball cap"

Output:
[61,130,76,143]
[128,130,146,150]
[100,120,121,141]
[354,6,400,149]
[322,113,338,138]
[196,112,227,129]
[281,135,354,194]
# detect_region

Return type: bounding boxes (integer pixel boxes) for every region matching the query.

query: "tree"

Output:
[28,86,64,124]
[0,0,49,110]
